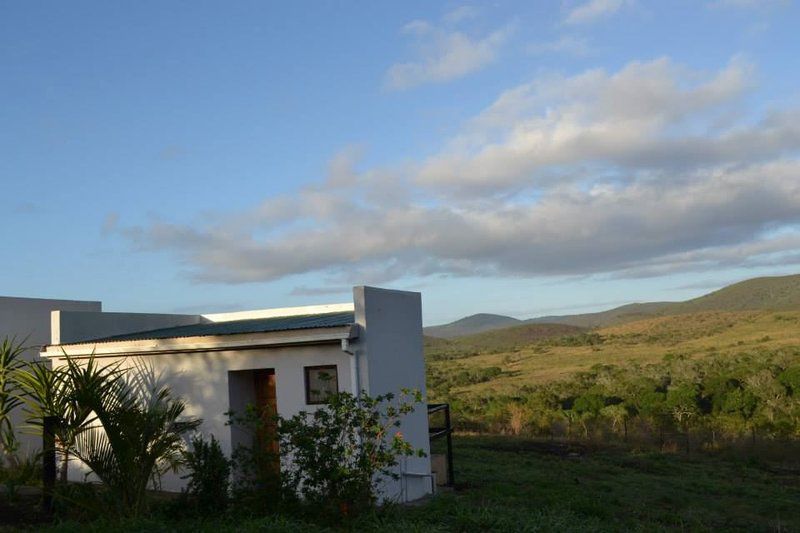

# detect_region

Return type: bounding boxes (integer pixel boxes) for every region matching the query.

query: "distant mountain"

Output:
[527,302,675,329]
[425,322,585,355]
[425,274,800,337]
[424,313,521,339]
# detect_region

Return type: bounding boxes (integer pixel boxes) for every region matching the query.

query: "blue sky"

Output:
[2,0,800,325]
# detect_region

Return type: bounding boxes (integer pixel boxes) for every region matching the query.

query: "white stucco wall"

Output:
[51,342,352,492]
[354,286,432,502]
[0,296,101,456]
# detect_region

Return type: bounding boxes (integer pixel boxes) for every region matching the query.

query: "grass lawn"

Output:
[21,434,800,532]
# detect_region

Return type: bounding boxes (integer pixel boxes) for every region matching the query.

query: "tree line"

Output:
[430,346,800,451]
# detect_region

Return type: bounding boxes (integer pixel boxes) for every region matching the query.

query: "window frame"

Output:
[304,364,339,405]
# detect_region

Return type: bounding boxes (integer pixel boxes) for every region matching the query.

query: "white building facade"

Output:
[40,286,433,502]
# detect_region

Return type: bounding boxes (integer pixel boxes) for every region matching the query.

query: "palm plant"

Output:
[19,354,201,517]
[66,357,201,517]
[0,337,26,465]
[16,357,101,482]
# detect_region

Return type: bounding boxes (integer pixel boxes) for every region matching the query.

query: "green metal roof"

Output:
[84,311,356,344]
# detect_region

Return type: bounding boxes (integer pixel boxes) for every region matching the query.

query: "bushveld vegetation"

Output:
[427,311,800,451]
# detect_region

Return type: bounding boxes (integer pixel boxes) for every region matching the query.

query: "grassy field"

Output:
[22,434,800,532]
[427,310,800,398]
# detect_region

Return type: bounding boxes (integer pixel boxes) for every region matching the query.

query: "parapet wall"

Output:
[51,311,205,345]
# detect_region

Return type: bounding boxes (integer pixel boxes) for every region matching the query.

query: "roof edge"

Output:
[203,302,354,322]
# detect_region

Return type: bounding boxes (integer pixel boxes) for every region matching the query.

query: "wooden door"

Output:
[253,369,280,483]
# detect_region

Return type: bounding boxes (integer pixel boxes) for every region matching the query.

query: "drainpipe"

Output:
[341,338,361,399]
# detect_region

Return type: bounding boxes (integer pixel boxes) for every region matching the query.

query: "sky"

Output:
[2,0,800,325]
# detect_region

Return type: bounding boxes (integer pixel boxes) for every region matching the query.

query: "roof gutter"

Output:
[341,338,362,399]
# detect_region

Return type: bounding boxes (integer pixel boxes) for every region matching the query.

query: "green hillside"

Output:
[529,274,800,329]
[677,274,800,312]
[425,322,584,359]
[426,309,800,396]
[427,273,800,336]
[527,301,675,329]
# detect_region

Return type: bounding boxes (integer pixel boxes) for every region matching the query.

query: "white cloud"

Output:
[123,58,800,285]
[384,15,513,91]
[527,35,593,56]
[416,57,782,193]
[564,0,631,25]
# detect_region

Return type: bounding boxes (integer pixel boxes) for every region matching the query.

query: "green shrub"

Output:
[182,434,230,515]
[228,389,426,520]
[546,333,605,347]
[277,389,426,518]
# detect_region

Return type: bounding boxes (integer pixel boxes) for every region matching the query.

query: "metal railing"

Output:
[427,403,454,487]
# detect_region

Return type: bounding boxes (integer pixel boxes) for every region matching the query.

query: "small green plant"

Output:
[181,434,230,515]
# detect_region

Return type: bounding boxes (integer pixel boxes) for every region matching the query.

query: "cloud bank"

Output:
[124,57,800,286]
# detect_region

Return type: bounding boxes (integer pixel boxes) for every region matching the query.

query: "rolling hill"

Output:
[674,274,800,312]
[425,274,800,337]
[425,322,585,357]
[527,301,675,329]
[424,313,522,339]
[426,309,800,397]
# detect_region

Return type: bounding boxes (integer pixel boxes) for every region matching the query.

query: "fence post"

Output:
[444,405,455,487]
[42,416,58,515]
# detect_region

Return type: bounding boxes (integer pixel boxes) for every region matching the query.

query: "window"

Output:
[304,365,339,404]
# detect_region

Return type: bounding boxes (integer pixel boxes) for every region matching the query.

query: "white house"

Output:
[40,286,433,502]
[0,295,102,456]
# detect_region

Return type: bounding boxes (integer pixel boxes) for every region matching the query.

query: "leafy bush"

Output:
[229,388,426,519]
[182,434,230,515]
[278,389,426,516]
[546,332,605,347]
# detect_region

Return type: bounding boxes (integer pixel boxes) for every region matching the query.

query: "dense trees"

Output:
[430,347,800,449]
